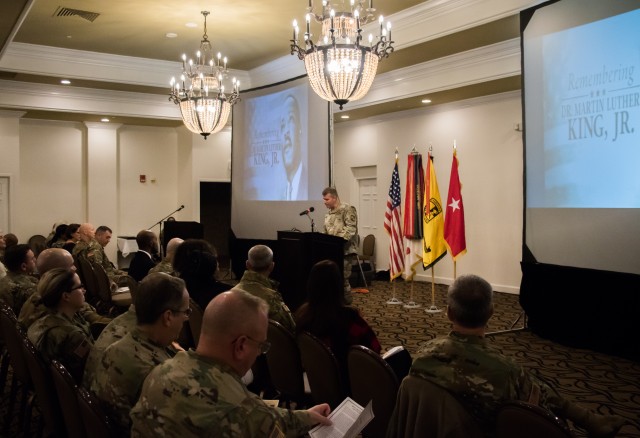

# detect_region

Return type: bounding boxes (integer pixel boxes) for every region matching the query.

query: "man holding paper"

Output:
[131,289,331,437]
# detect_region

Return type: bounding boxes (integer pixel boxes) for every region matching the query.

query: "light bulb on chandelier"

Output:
[290,0,394,109]
[169,11,240,139]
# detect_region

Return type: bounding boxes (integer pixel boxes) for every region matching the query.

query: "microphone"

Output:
[299,206,315,216]
[178,205,185,211]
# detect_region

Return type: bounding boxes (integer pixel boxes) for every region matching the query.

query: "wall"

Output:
[334,92,523,293]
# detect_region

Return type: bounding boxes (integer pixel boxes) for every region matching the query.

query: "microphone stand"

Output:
[305,213,315,232]
[148,205,184,258]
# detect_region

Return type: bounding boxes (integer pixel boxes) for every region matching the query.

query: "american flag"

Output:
[384,160,405,280]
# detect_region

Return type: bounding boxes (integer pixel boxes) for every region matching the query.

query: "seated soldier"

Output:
[0,244,38,315]
[149,237,183,275]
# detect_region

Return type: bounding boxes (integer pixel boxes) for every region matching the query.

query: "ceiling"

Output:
[0,0,525,126]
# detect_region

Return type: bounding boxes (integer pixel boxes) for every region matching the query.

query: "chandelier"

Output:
[290,0,394,109]
[170,11,240,139]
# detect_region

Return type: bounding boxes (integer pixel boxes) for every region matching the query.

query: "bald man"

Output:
[149,237,183,275]
[18,248,111,329]
[131,289,331,437]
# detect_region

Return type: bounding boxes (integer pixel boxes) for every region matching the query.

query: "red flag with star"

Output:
[444,149,467,260]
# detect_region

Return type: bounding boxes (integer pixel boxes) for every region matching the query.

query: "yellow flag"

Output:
[423,153,447,269]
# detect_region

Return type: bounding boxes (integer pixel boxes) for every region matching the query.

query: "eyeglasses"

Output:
[171,307,192,318]
[236,335,271,355]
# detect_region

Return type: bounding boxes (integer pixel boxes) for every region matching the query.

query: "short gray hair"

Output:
[247,245,273,271]
[447,274,493,328]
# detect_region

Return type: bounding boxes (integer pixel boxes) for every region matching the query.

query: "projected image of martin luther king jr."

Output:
[280,94,308,200]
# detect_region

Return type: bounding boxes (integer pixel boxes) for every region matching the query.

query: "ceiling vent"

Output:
[53,7,100,22]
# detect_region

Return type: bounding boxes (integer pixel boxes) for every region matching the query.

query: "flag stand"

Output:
[425,267,442,314]
[386,280,403,305]
[403,280,421,308]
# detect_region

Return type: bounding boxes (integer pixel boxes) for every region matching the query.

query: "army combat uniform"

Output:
[148,258,175,276]
[130,350,316,438]
[27,311,94,381]
[324,203,358,303]
[74,239,126,280]
[409,331,572,435]
[235,270,296,333]
[83,304,137,387]
[0,271,38,315]
[88,327,176,436]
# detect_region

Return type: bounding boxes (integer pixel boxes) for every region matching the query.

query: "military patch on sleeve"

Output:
[268,423,285,438]
[73,339,91,359]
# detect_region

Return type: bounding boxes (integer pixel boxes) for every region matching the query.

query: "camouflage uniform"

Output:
[74,239,125,279]
[0,271,39,315]
[83,305,137,387]
[130,350,315,438]
[324,203,358,300]
[88,327,175,436]
[410,331,565,434]
[19,293,111,330]
[0,260,6,279]
[235,270,296,333]
[27,311,94,381]
[148,258,174,275]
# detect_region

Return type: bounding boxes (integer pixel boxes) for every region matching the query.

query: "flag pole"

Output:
[425,266,442,313]
[403,278,420,309]
[453,261,457,279]
[386,280,402,305]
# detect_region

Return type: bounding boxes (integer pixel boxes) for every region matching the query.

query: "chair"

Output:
[76,257,102,307]
[297,331,345,409]
[51,360,86,438]
[77,386,117,438]
[27,234,47,258]
[496,400,575,438]
[20,330,67,437]
[0,304,35,435]
[386,375,482,438]
[187,299,204,347]
[347,345,399,438]
[266,320,308,408]
[354,234,376,287]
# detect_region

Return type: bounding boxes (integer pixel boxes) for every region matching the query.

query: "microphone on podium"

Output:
[299,207,315,216]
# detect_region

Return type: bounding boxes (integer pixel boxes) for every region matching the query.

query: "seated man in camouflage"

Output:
[73,222,126,282]
[131,289,332,437]
[0,244,38,315]
[233,244,295,333]
[149,237,183,275]
[85,273,187,436]
[401,274,625,438]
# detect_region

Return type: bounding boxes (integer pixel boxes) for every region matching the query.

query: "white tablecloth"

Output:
[117,237,138,257]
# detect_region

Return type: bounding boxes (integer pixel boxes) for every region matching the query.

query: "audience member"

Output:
[130,289,332,437]
[3,233,18,248]
[127,230,158,282]
[401,274,625,438]
[322,187,358,304]
[0,231,6,262]
[233,244,295,332]
[86,273,187,436]
[61,223,81,252]
[0,244,38,315]
[18,248,111,329]
[295,259,381,385]
[172,239,231,312]
[73,222,126,281]
[27,268,94,381]
[95,225,113,248]
[45,222,66,247]
[149,237,183,275]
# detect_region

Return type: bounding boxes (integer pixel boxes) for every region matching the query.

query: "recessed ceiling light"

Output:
[60,79,71,85]
[101,118,110,123]
[166,32,178,38]
[66,35,72,39]
[185,22,198,28]
[421,99,432,104]
[340,115,350,119]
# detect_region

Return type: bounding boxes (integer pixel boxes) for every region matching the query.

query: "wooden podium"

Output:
[274,231,345,311]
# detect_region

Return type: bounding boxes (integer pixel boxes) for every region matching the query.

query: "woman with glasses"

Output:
[27,267,94,381]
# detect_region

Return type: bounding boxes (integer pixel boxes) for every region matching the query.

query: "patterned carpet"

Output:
[352,280,640,437]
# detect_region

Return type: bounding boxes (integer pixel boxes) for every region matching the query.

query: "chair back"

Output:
[77,257,101,305]
[77,386,117,438]
[51,360,86,438]
[92,262,115,304]
[20,331,67,437]
[266,320,306,406]
[362,234,375,260]
[0,304,32,387]
[28,234,47,257]
[188,299,203,347]
[387,375,482,438]
[496,401,575,438]
[297,331,344,408]
[348,345,399,438]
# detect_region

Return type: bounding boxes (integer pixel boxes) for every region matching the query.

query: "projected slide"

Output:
[526,6,640,208]
[243,85,309,201]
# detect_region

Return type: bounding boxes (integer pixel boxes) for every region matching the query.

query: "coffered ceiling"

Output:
[0,0,538,126]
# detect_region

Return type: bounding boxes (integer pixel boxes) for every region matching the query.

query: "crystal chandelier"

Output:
[290,0,394,109]
[170,11,240,139]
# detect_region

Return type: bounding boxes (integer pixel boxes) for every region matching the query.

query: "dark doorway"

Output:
[200,182,231,269]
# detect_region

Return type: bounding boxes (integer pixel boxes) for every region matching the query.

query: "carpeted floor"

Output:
[351,280,640,437]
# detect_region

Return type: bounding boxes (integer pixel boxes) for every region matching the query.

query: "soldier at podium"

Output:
[322,187,358,304]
